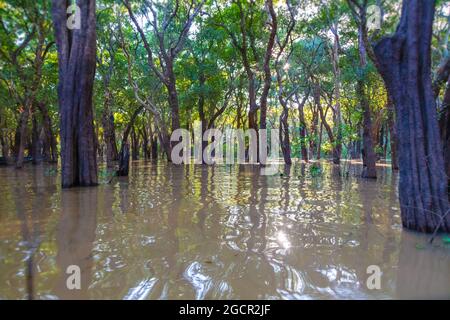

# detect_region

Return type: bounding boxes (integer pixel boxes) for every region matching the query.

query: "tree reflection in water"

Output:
[0,161,449,299]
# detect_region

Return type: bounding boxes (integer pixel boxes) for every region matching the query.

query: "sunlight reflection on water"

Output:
[0,160,449,299]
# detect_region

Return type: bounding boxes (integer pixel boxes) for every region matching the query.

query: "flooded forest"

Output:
[0,0,449,300]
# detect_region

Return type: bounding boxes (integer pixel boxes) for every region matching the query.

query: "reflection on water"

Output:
[0,161,449,300]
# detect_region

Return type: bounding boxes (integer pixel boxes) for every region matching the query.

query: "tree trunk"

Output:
[101,99,118,168]
[37,102,58,163]
[331,21,342,165]
[279,104,291,165]
[148,121,158,160]
[131,127,139,160]
[317,120,323,160]
[296,93,309,162]
[31,113,41,164]
[310,106,319,159]
[439,77,450,196]
[354,133,362,159]
[259,0,277,134]
[15,107,30,168]
[197,72,208,164]
[52,0,98,188]
[117,106,143,176]
[357,27,377,179]
[374,0,450,232]
[140,124,150,160]
[117,143,130,177]
[151,136,158,160]
[167,64,180,133]
[0,133,9,163]
[387,97,399,170]
[314,83,338,164]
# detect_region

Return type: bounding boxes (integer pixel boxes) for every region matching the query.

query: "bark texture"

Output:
[52,0,98,187]
[374,0,450,232]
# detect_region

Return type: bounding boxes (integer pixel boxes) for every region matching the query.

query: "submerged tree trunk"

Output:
[197,72,208,164]
[310,106,319,159]
[102,102,118,168]
[317,120,323,160]
[357,27,377,179]
[330,20,342,165]
[151,136,158,160]
[387,97,399,170]
[374,0,450,232]
[140,124,150,160]
[296,93,309,163]
[15,108,30,168]
[52,0,98,188]
[279,103,291,165]
[117,106,143,176]
[117,143,130,177]
[148,121,158,160]
[37,102,58,163]
[131,127,139,161]
[31,113,40,164]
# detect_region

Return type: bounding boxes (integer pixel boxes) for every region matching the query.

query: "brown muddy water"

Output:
[0,161,449,300]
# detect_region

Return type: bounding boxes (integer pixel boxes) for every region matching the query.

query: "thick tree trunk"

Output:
[439,78,450,196]
[52,0,98,188]
[374,0,450,232]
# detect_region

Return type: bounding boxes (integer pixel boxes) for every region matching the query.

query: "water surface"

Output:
[0,161,449,299]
